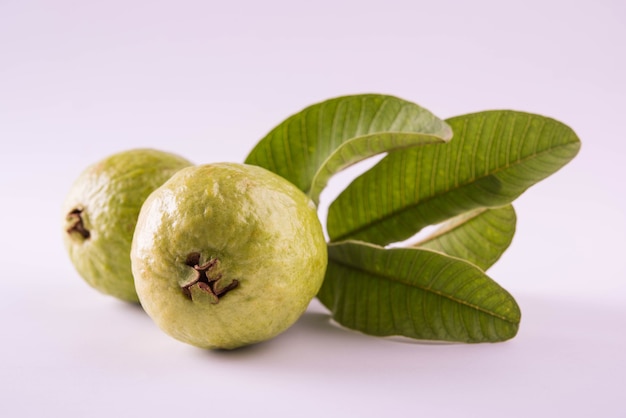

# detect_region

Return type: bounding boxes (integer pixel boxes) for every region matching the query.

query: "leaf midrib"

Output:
[330,140,579,242]
[328,249,519,325]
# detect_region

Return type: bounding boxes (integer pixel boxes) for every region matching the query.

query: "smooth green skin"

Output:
[131,163,328,349]
[62,149,193,302]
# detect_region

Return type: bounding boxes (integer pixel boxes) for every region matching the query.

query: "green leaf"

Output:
[308,132,446,204]
[244,94,452,203]
[317,241,521,343]
[413,204,517,271]
[327,110,581,245]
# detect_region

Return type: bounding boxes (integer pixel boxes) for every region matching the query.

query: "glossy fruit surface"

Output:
[62,148,193,302]
[131,163,328,349]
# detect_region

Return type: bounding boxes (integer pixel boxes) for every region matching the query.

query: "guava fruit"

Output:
[130,163,328,349]
[62,148,193,302]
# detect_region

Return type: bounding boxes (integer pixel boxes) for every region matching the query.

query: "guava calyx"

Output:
[66,207,90,240]
[181,252,239,303]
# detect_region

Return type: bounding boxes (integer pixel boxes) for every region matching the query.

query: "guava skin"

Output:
[130,163,328,349]
[62,149,193,303]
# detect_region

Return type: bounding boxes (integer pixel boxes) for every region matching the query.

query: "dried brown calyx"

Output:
[66,207,90,239]
[181,252,239,303]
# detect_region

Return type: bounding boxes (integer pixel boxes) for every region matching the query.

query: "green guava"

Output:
[62,148,193,302]
[130,163,328,349]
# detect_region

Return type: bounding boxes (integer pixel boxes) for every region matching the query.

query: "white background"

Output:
[1,0,625,417]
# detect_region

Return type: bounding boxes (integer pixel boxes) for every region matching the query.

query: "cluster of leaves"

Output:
[245,94,581,343]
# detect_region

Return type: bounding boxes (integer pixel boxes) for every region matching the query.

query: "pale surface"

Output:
[1,0,625,417]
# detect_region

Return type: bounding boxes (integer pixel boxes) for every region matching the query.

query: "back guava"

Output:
[62,148,193,302]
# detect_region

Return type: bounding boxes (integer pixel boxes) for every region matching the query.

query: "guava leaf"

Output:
[244,94,452,203]
[307,131,447,205]
[327,110,581,245]
[413,204,517,271]
[317,241,521,343]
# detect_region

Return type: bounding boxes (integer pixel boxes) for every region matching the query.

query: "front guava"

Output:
[62,148,193,302]
[130,163,328,349]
